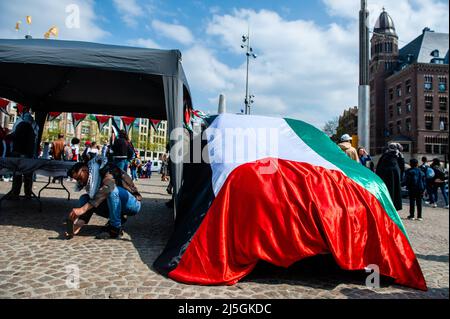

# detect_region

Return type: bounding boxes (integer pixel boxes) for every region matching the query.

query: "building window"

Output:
[424,75,433,91]
[81,126,90,134]
[438,76,447,92]
[400,144,410,152]
[397,120,402,133]
[439,116,448,130]
[389,89,394,100]
[405,118,411,132]
[433,145,440,154]
[396,102,402,115]
[396,85,402,97]
[406,99,412,113]
[442,144,448,155]
[388,123,394,136]
[406,80,412,94]
[424,136,449,154]
[425,95,433,110]
[425,114,434,130]
[439,96,448,111]
[389,105,393,118]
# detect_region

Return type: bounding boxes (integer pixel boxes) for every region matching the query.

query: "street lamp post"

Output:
[241,29,257,115]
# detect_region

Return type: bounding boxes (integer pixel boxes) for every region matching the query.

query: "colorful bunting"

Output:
[72,113,87,129]
[0,98,10,115]
[15,21,21,31]
[47,112,62,121]
[95,115,112,132]
[16,103,29,115]
[150,119,162,131]
[121,116,136,134]
[26,16,32,25]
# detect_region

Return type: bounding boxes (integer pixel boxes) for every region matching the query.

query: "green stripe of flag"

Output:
[285,117,409,239]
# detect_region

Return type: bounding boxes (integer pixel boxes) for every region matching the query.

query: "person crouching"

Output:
[65,157,142,239]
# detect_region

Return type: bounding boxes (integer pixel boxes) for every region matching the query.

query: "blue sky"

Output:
[0,0,448,128]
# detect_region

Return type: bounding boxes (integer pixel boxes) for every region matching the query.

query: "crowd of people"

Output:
[337,133,449,221]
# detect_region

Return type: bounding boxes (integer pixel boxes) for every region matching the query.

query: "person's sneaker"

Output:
[432,203,438,208]
[95,225,123,239]
[416,218,423,221]
[445,205,449,209]
[407,216,415,220]
[424,201,430,205]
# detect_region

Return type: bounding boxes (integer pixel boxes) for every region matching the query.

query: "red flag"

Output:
[16,103,29,115]
[150,118,162,131]
[0,98,10,115]
[47,112,62,121]
[72,113,86,129]
[121,116,135,134]
[95,115,112,132]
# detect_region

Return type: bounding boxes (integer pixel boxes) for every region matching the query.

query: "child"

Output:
[404,158,426,221]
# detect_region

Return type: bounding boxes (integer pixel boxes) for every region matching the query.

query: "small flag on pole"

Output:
[15,21,21,31]
[48,26,58,37]
[26,16,32,25]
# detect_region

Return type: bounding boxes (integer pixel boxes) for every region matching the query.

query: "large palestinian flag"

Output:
[154,114,427,291]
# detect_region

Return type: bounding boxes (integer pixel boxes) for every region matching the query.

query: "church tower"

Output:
[369,8,399,154]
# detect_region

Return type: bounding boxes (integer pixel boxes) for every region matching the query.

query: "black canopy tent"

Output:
[0,38,192,214]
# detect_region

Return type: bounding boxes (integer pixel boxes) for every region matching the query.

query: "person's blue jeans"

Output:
[130,168,138,181]
[114,159,128,172]
[431,183,449,206]
[107,186,141,228]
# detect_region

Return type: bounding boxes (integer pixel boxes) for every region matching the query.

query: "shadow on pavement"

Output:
[416,254,449,263]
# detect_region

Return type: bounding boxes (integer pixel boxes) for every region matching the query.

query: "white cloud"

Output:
[151,20,194,45]
[185,3,448,129]
[184,9,359,128]
[128,38,160,49]
[113,0,144,28]
[0,0,108,41]
[323,0,449,43]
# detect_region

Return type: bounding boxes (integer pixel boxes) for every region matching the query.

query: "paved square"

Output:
[0,175,448,299]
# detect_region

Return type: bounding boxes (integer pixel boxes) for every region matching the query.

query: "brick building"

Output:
[369,9,448,163]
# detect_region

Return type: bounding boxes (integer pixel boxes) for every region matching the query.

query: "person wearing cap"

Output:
[338,134,359,162]
[376,143,405,211]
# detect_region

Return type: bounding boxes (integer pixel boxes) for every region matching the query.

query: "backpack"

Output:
[426,167,435,179]
[433,166,446,181]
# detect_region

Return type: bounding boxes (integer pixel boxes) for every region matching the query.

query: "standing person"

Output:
[419,156,433,203]
[51,133,65,160]
[7,111,39,200]
[161,154,169,181]
[129,154,140,182]
[376,143,405,211]
[357,147,372,169]
[88,142,99,159]
[111,130,134,173]
[430,158,449,209]
[338,134,359,162]
[81,140,91,162]
[145,160,152,178]
[404,159,426,221]
[0,126,12,182]
[70,138,80,162]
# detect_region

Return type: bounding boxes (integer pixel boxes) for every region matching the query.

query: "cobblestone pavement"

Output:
[0,175,448,299]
